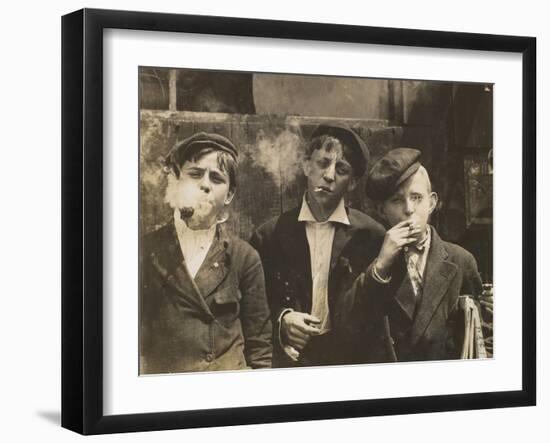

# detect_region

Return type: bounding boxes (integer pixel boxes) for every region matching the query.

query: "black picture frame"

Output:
[61,8,536,435]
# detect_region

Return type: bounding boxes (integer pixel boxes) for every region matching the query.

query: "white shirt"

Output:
[174,209,217,279]
[298,194,350,334]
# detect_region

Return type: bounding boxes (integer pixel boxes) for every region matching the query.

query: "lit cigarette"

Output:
[180,206,194,219]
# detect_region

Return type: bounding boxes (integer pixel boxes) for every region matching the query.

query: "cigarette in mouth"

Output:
[180,206,195,219]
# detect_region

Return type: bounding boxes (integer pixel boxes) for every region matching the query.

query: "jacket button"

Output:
[205,353,214,362]
[285,296,290,302]
[213,262,219,268]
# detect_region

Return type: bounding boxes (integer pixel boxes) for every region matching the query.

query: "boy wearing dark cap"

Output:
[140,132,272,374]
[250,123,385,367]
[349,147,492,362]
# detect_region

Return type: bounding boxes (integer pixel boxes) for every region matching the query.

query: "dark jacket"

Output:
[140,223,272,374]
[346,226,489,362]
[250,206,385,367]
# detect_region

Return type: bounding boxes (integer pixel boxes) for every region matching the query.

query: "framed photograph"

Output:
[62,8,536,434]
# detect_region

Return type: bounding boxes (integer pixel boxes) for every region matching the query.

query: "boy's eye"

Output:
[317,159,330,168]
[336,165,351,175]
[210,174,227,184]
[187,170,203,178]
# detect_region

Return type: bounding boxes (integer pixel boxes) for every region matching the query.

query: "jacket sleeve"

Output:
[337,234,394,325]
[335,260,394,343]
[139,240,157,374]
[249,228,287,337]
[238,246,273,369]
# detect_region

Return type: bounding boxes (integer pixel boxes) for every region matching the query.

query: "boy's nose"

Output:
[199,177,211,193]
[404,199,415,215]
[323,165,336,183]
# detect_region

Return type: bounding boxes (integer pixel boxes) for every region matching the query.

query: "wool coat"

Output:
[250,206,385,367]
[344,226,490,362]
[140,223,272,374]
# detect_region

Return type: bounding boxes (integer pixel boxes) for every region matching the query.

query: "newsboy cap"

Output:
[310,123,370,178]
[366,148,422,201]
[164,131,238,172]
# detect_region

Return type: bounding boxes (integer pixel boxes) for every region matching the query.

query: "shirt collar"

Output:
[297,193,350,225]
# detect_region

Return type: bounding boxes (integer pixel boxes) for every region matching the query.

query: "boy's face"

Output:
[171,151,234,230]
[379,168,437,237]
[302,142,356,219]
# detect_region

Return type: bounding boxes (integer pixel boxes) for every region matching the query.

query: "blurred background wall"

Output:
[139,67,493,283]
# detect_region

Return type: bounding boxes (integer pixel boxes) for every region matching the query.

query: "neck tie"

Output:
[405,249,423,297]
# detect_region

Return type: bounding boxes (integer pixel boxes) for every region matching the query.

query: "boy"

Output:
[140,132,272,374]
[250,123,385,367]
[351,147,492,361]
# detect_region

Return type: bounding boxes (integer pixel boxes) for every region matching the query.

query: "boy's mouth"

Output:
[180,206,194,219]
[314,185,332,193]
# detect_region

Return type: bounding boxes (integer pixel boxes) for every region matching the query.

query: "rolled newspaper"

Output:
[459,295,488,359]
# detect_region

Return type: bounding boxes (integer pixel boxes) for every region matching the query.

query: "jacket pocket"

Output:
[212,286,241,327]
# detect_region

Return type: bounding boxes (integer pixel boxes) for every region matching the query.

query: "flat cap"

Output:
[164,132,238,172]
[366,148,422,201]
[311,123,369,178]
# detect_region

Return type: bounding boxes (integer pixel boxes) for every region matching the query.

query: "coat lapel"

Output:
[149,223,212,318]
[330,223,354,272]
[195,227,231,299]
[276,206,358,311]
[390,256,416,321]
[279,213,312,310]
[410,228,458,346]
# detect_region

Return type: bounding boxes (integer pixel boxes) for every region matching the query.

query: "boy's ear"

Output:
[376,201,388,222]
[347,176,357,192]
[348,175,357,192]
[428,191,439,214]
[224,189,236,205]
[302,157,311,177]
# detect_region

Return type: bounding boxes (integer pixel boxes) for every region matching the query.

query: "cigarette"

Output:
[283,345,300,362]
[180,206,194,219]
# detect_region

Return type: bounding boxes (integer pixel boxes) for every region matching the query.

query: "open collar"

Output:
[298,193,350,226]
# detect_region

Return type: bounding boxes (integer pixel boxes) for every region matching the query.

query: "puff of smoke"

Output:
[140,119,169,191]
[252,127,303,187]
[165,173,222,230]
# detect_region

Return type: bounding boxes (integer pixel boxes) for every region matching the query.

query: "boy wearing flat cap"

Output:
[140,132,272,374]
[250,123,385,367]
[348,148,492,362]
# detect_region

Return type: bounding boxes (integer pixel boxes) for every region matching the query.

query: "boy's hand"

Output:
[281,311,321,351]
[375,220,423,279]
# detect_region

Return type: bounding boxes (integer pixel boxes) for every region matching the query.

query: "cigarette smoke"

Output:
[140,118,169,191]
[252,125,303,187]
[164,174,220,230]
[140,117,175,232]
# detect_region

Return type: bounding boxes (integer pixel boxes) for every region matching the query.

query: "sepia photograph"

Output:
[138,67,494,375]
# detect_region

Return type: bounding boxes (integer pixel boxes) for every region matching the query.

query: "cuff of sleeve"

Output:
[372,259,392,284]
[277,308,300,361]
[277,308,293,346]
